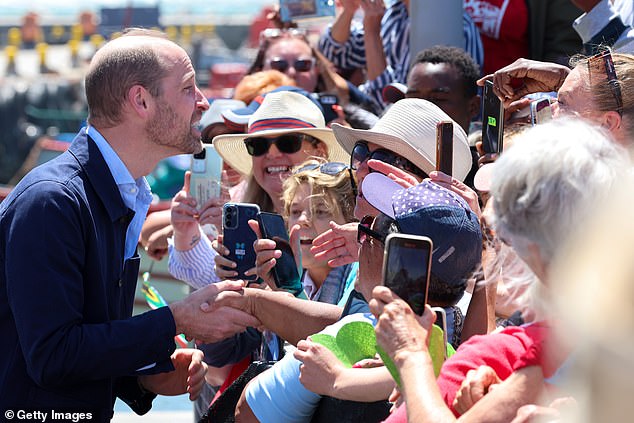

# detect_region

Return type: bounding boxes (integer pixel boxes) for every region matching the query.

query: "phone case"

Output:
[382,233,433,315]
[279,0,335,23]
[222,203,260,281]
[481,81,504,154]
[190,145,223,207]
[257,212,304,297]
[431,307,449,359]
[530,99,553,126]
[436,121,453,176]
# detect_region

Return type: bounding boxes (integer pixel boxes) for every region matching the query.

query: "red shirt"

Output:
[464,0,529,75]
[383,322,552,422]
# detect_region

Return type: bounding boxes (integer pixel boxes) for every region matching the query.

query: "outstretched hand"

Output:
[477,59,570,107]
[311,221,360,267]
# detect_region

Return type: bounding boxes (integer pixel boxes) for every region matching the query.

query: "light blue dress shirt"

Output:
[86,126,153,259]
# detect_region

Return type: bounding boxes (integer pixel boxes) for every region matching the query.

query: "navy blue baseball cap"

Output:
[362,173,482,285]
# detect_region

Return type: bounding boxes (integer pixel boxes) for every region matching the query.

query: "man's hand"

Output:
[310,221,360,267]
[138,349,208,400]
[428,171,482,219]
[569,0,601,13]
[477,59,570,107]
[452,365,502,415]
[294,339,345,396]
[368,159,419,188]
[169,281,260,343]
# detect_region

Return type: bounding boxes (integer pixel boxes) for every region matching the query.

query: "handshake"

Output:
[168,280,260,344]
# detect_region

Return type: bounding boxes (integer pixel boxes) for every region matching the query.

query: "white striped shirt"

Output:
[168,227,221,289]
[318,1,484,111]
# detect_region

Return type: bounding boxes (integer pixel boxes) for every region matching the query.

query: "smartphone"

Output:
[382,234,433,315]
[279,0,335,22]
[436,121,453,176]
[189,145,223,207]
[256,212,304,298]
[222,203,260,281]
[431,307,448,360]
[481,80,504,155]
[530,98,553,126]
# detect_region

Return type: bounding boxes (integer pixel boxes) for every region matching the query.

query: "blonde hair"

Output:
[233,70,296,104]
[281,159,356,224]
[571,52,634,137]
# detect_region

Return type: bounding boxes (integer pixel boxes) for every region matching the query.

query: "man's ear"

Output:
[127,85,151,118]
[603,110,622,133]
[469,94,481,121]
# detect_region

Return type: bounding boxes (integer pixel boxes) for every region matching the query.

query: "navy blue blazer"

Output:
[0,131,177,420]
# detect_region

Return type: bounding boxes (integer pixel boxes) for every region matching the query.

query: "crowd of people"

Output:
[2,1,634,422]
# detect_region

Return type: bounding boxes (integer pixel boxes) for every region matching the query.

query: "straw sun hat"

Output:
[331,98,472,181]
[212,91,349,176]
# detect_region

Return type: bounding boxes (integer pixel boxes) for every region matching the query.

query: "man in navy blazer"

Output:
[0,29,259,421]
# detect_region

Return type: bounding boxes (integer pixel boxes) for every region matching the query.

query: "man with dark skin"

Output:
[405,46,481,134]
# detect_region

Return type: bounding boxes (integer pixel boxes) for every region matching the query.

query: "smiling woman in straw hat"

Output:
[213,90,349,213]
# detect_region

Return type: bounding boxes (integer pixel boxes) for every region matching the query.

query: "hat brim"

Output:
[331,123,472,181]
[212,127,350,176]
[361,173,404,219]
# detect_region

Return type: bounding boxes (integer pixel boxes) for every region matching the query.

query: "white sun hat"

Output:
[212,91,349,176]
[331,98,472,181]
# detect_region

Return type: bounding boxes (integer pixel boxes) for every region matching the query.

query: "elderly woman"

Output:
[370,118,630,422]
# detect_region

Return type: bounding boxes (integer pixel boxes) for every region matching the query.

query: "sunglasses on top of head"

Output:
[268,58,315,73]
[294,161,358,196]
[351,141,427,179]
[244,134,318,157]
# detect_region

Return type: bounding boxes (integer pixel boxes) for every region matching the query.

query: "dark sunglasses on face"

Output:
[351,141,428,179]
[268,58,315,73]
[244,134,317,157]
[357,215,386,245]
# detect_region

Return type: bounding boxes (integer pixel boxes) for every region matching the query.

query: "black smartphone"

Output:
[436,121,453,176]
[222,203,260,281]
[256,212,304,297]
[431,307,449,359]
[382,234,433,315]
[481,80,504,154]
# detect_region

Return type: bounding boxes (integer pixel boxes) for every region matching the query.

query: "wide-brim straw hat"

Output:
[213,91,349,176]
[331,98,472,181]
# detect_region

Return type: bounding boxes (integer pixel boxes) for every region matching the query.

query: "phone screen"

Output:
[481,80,504,154]
[436,121,453,176]
[257,212,303,296]
[383,234,433,315]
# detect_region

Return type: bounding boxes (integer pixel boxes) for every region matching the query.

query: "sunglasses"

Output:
[259,28,308,44]
[357,215,387,245]
[351,141,428,179]
[244,134,317,157]
[587,51,623,116]
[294,161,359,196]
[268,58,315,73]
